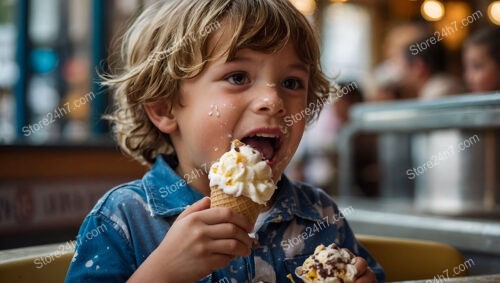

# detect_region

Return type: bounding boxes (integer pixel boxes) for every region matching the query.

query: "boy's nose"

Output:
[252,88,285,117]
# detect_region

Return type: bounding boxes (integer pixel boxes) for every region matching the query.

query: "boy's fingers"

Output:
[201,207,254,233]
[208,239,252,257]
[355,267,377,283]
[354,257,368,277]
[205,223,253,247]
[208,254,234,270]
[177,197,211,220]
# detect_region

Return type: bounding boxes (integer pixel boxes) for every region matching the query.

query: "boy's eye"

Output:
[226,73,249,85]
[282,78,303,90]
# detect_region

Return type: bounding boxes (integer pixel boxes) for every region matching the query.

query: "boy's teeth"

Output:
[254,133,278,138]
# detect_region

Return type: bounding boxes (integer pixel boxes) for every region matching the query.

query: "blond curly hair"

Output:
[104,0,331,166]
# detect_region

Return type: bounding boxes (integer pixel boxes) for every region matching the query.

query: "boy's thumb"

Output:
[177,197,211,220]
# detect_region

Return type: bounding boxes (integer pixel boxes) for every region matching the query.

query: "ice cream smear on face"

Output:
[295,244,357,283]
[208,140,276,205]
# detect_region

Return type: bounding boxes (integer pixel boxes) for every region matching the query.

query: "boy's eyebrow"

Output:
[229,56,310,74]
[227,55,254,64]
[287,63,310,74]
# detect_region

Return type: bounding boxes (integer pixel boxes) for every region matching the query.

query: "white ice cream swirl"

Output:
[295,244,357,283]
[208,140,276,205]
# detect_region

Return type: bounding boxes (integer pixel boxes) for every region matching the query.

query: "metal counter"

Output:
[337,93,500,206]
[338,199,500,275]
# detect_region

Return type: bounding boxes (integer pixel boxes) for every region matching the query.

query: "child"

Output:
[463,27,500,93]
[65,0,385,282]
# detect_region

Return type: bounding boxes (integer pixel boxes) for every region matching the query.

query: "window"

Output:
[321,3,371,82]
[0,0,151,144]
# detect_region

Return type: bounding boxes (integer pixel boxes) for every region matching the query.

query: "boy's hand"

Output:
[129,197,254,283]
[353,257,377,283]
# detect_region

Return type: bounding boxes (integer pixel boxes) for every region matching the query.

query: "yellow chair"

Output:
[0,243,73,283]
[0,236,466,282]
[357,234,467,282]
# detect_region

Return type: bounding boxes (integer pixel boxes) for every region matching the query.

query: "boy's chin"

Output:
[272,155,292,175]
[271,164,287,183]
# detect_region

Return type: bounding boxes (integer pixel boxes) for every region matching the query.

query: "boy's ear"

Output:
[144,101,178,134]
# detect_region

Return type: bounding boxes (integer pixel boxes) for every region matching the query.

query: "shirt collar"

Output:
[143,155,322,222]
[143,155,204,217]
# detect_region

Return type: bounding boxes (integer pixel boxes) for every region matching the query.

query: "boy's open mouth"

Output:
[240,130,282,165]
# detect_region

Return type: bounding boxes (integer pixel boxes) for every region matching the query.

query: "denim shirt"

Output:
[65,155,385,282]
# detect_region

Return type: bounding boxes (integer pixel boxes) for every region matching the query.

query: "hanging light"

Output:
[289,0,316,16]
[421,0,445,21]
[488,1,500,25]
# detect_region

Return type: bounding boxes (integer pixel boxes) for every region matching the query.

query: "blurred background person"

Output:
[287,82,379,196]
[333,84,379,197]
[400,35,465,100]
[463,26,500,93]
[371,62,405,102]
[372,22,431,102]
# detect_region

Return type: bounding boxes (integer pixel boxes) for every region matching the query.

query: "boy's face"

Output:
[170,42,309,188]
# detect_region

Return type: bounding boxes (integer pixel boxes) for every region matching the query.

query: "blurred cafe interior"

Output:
[0,0,500,282]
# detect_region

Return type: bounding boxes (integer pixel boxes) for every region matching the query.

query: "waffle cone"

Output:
[210,186,263,225]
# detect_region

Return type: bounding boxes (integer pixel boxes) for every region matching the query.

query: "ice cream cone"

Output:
[210,185,263,225]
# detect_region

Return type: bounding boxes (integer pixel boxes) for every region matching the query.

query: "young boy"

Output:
[65,0,385,282]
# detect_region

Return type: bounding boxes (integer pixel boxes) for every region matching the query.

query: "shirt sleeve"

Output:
[65,213,136,283]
